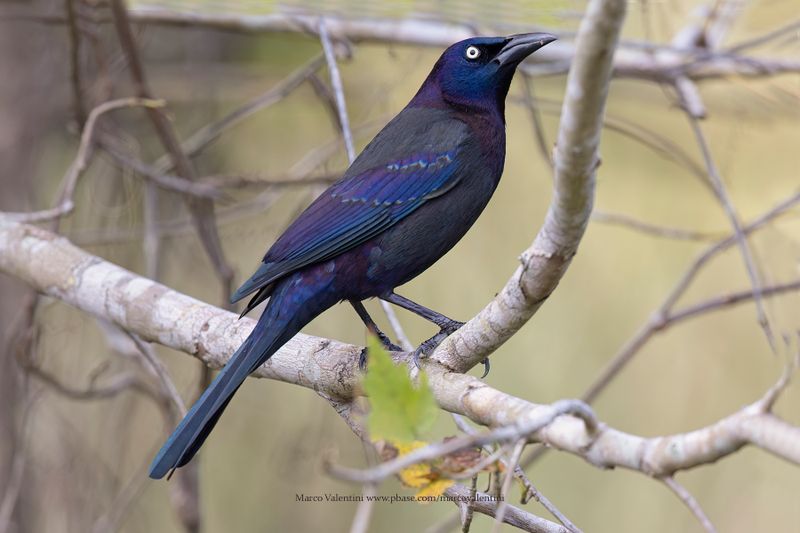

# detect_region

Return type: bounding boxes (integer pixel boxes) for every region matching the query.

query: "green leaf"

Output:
[362,336,438,442]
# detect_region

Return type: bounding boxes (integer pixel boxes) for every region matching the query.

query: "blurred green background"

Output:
[1,0,798,532]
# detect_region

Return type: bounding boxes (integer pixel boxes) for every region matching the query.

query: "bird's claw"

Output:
[480,357,491,378]
[359,333,403,372]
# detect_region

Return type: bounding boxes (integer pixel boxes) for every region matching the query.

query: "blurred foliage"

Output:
[362,336,437,443]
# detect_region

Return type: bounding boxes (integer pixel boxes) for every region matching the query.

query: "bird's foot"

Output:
[359,334,403,371]
[411,320,465,369]
[412,321,467,368]
[375,330,403,353]
[429,320,489,377]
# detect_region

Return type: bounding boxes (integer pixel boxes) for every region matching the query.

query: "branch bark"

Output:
[2,218,797,477]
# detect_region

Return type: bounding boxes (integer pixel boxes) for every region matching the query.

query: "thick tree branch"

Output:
[2,218,797,479]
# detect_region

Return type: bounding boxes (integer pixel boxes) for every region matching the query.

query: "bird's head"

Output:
[409,33,557,117]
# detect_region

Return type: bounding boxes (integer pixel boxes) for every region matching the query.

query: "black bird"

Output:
[149,32,557,479]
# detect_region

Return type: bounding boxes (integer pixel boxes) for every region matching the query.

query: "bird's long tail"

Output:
[148,277,334,479]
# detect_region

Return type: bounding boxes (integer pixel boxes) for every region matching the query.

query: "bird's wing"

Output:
[230,148,463,307]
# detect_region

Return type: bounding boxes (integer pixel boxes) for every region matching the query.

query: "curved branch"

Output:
[431,0,627,372]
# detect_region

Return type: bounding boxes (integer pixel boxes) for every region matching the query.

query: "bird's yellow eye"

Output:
[465,45,481,60]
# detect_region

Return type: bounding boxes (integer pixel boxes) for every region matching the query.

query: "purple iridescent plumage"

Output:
[149,32,557,479]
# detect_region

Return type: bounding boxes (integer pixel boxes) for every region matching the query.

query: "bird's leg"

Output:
[380,292,464,333]
[380,292,478,370]
[350,300,403,370]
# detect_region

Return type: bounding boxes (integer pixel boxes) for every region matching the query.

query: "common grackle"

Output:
[149,32,557,479]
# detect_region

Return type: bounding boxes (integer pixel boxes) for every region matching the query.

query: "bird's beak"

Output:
[494,33,558,67]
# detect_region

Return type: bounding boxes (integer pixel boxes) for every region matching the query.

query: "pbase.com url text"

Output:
[296,493,504,504]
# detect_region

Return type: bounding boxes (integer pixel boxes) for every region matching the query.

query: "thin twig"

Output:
[582,279,800,405]
[200,173,339,190]
[510,95,713,192]
[726,19,800,53]
[445,484,570,533]
[520,73,553,168]
[661,476,717,533]
[492,439,526,533]
[110,0,234,305]
[0,396,35,533]
[452,415,581,532]
[461,475,478,533]
[581,190,800,406]
[758,343,799,412]
[319,19,355,162]
[65,0,86,126]
[348,483,377,533]
[327,400,596,484]
[522,192,800,471]
[318,18,414,350]
[126,333,186,417]
[154,53,326,166]
[516,466,581,533]
[593,210,722,241]
[26,366,155,401]
[100,138,224,199]
[683,102,775,352]
[4,97,163,223]
[91,455,156,533]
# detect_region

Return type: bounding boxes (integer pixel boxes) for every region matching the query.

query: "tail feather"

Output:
[149,273,337,480]
[149,321,290,479]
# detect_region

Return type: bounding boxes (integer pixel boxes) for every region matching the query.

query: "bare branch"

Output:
[157,53,327,165]
[319,19,355,162]
[126,333,186,417]
[662,476,717,533]
[444,484,570,533]
[581,189,800,405]
[431,0,627,372]
[592,210,721,241]
[682,104,775,350]
[725,19,800,53]
[110,0,234,303]
[492,439,526,533]
[327,399,596,485]
[64,0,86,126]
[519,73,553,169]
[99,139,224,199]
[348,483,377,533]
[451,415,580,531]
[4,97,163,223]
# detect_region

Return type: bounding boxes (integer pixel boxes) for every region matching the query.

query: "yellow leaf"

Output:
[415,479,455,502]
[395,441,431,488]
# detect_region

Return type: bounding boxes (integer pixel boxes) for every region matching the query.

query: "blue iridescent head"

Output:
[409,33,557,117]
